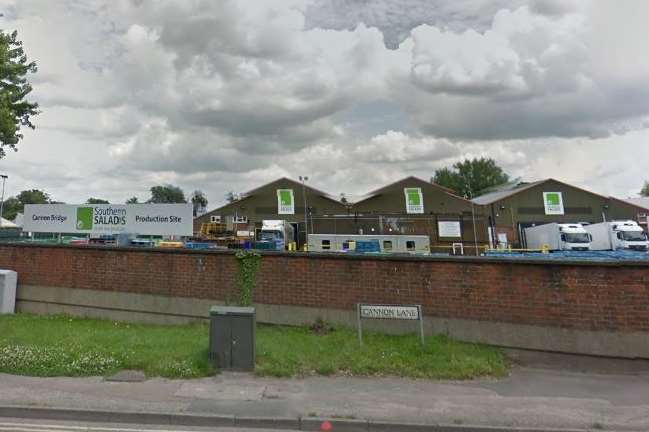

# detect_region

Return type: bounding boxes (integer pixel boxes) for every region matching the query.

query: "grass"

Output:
[0,314,507,380]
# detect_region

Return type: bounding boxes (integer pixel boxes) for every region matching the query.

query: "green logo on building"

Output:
[279,190,292,206]
[76,207,93,230]
[545,193,560,206]
[406,189,421,206]
[404,188,424,214]
[277,189,295,214]
[543,191,564,215]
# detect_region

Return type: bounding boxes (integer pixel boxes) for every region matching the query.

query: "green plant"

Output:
[235,250,262,306]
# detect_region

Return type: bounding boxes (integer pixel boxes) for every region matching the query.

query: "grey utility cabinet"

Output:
[209,306,256,371]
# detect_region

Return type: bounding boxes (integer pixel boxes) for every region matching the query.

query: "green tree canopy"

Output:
[2,188,50,220]
[641,181,649,197]
[0,30,39,157]
[147,185,187,203]
[432,157,510,198]
[86,197,109,204]
[125,196,139,204]
[190,190,208,216]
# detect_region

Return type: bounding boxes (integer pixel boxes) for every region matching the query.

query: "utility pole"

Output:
[463,170,479,256]
[0,174,7,227]
[299,176,309,250]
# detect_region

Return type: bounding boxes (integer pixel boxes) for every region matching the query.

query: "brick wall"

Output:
[1,243,649,333]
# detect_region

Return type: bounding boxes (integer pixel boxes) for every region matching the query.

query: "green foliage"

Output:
[235,250,261,306]
[225,191,238,203]
[0,314,507,380]
[256,325,507,379]
[0,30,39,157]
[86,197,109,204]
[191,190,208,216]
[0,314,213,378]
[641,181,649,197]
[432,157,510,198]
[125,196,139,204]
[147,184,187,203]
[2,188,50,220]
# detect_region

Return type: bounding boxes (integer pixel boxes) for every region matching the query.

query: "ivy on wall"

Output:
[234,250,261,306]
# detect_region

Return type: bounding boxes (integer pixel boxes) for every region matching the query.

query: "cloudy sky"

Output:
[1,0,648,207]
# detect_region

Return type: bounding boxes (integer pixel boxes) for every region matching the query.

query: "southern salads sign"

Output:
[23,204,193,236]
[277,189,295,215]
[543,192,565,215]
[404,187,424,214]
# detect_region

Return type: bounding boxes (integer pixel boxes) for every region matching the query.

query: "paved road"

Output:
[0,418,288,432]
[3,366,649,431]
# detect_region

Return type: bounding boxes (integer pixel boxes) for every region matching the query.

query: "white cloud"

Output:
[1,0,648,208]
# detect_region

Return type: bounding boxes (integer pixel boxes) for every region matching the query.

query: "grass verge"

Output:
[0,313,507,379]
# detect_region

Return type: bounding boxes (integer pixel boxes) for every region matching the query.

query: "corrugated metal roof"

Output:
[354,175,470,205]
[623,197,649,211]
[471,180,547,205]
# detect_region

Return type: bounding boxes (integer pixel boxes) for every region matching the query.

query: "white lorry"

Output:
[524,223,592,251]
[584,220,648,251]
[258,220,295,250]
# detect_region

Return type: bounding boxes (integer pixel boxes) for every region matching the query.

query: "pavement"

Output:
[1,363,649,432]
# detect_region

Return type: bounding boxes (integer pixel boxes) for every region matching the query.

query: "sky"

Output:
[1,0,648,207]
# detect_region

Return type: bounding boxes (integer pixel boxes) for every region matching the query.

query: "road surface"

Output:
[0,418,291,432]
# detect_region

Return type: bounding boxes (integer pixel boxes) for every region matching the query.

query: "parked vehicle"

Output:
[258,220,295,250]
[524,223,591,251]
[584,220,649,251]
[308,234,430,254]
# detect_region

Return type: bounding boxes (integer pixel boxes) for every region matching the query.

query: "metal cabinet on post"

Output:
[209,306,256,371]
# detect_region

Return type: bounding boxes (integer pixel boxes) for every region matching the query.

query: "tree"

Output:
[0,30,39,158]
[432,157,510,198]
[86,198,109,204]
[125,196,139,204]
[641,181,649,197]
[2,188,50,220]
[190,190,208,216]
[147,185,187,203]
[225,191,238,203]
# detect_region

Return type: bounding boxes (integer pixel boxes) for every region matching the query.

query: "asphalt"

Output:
[1,365,649,431]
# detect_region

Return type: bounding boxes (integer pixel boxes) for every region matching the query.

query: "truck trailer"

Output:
[524,223,591,251]
[584,220,648,251]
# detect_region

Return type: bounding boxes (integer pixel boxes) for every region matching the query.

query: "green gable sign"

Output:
[277,189,295,214]
[543,192,564,215]
[404,188,424,214]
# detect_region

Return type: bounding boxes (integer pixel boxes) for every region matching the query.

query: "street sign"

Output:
[357,303,424,346]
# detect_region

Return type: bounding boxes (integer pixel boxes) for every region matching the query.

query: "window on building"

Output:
[322,239,331,250]
[406,240,415,251]
[211,216,221,223]
[383,240,393,251]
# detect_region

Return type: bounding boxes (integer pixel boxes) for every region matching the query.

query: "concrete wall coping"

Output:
[2,241,649,268]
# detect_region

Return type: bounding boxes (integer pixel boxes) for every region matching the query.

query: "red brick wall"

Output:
[1,244,649,332]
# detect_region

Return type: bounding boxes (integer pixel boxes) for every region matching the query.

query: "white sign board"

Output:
[360,304,420,320]
[277,189,295,215]
[357,303,424,346]
[404,188,424,214]
[543,192,565,215]
[438,221,462,238]
[23,204,193,236]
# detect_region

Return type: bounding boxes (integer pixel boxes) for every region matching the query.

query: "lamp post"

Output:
[299,176,309,250]
[0,175,7,227]
[462,171,479,256]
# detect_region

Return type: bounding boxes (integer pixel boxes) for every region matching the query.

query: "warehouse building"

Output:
[624,198,649,232]
[473,178,649,248]
[330,176,490,252]
[194,177,349,244]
